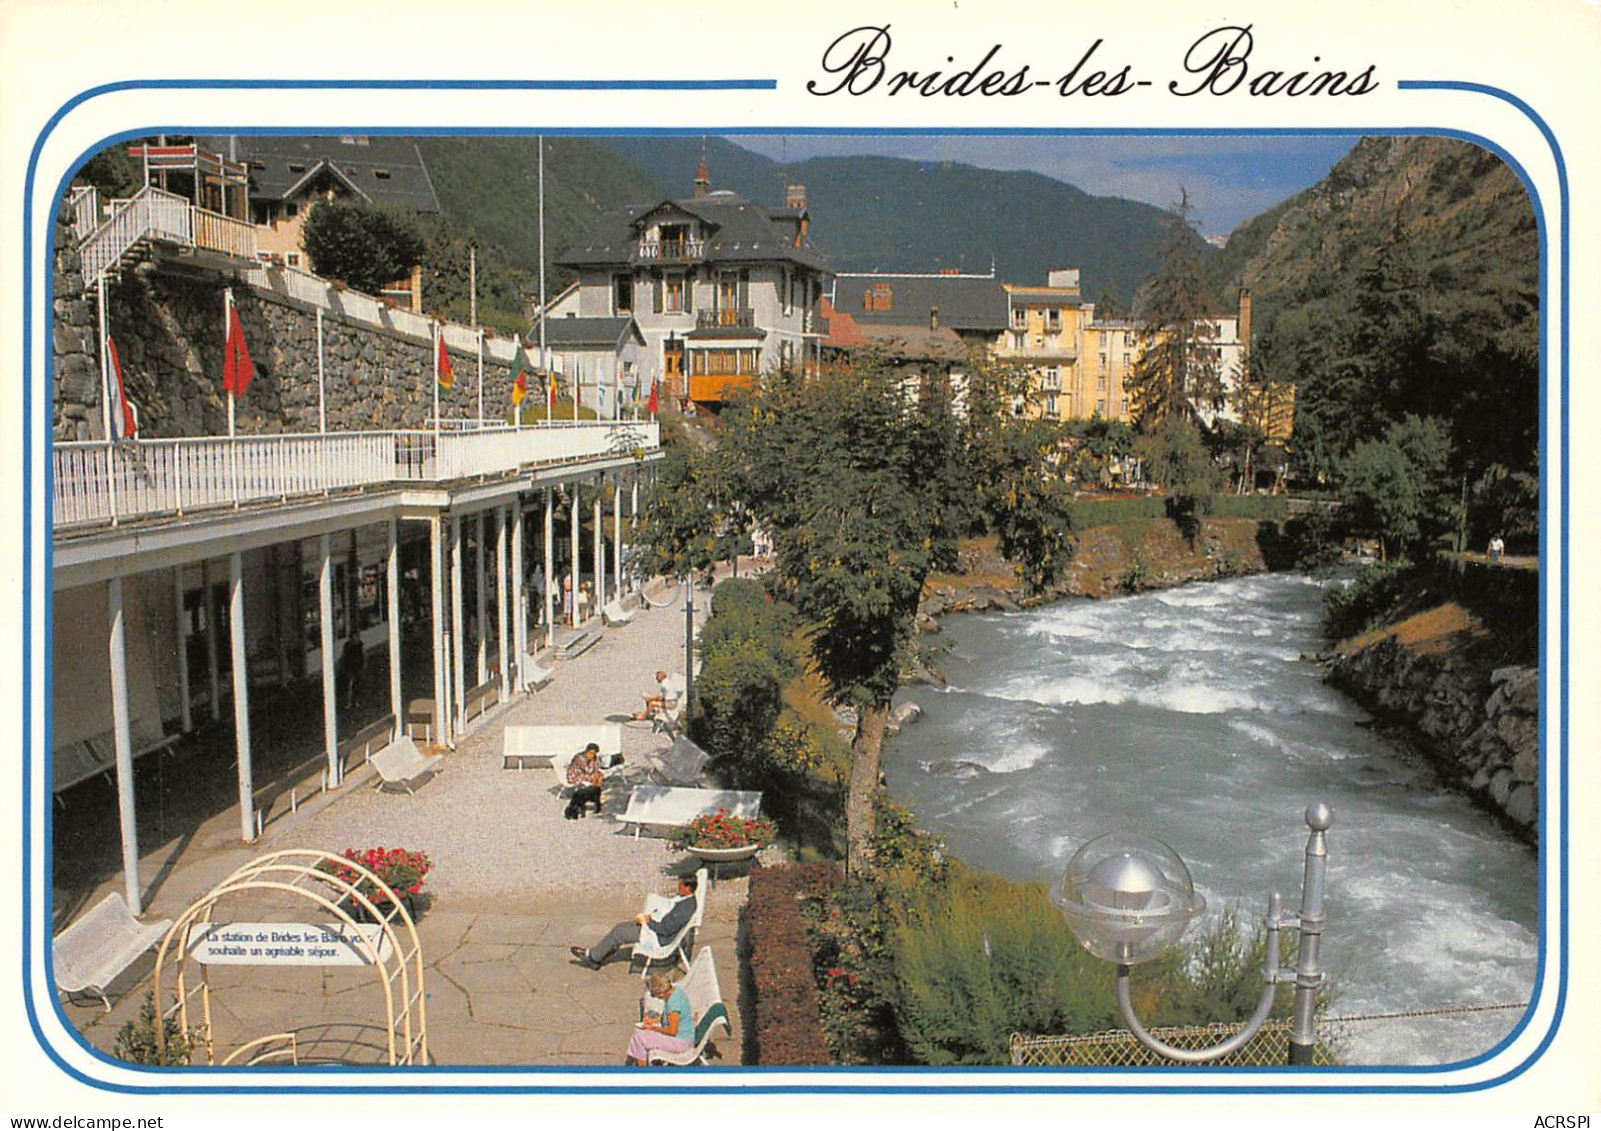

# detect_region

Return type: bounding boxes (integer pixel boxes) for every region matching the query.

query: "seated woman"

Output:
[626,971,694,1065]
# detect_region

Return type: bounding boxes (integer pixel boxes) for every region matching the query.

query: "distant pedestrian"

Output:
[531,563,546,625]
[338,634,365,709]
[1488,535,1505,561]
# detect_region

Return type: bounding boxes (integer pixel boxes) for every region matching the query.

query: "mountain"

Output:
[1222,136,1539,481]
[594,136,1206,306]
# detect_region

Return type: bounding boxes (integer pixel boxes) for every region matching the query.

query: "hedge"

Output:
[742,862,841,1065]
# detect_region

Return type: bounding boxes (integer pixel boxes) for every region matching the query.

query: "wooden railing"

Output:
[53,422,659,530]
[192,209,256,261]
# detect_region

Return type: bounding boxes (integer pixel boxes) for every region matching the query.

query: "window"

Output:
[1096,398,1106,415]
[1010,331,1025,350]
[1124,331,1135,347]
[287,252,302,268]
[1122,352,1131,368]
[1045,395,1058,417]
[285,201,300,218]
[664,274,686,313]
[614,275,634,314]
[1097,375,1107,391]
[1012,307,1028,329]
[1045,310,1062,333]
[1099,352,1108,368]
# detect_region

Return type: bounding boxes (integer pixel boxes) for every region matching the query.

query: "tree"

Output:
[301,199,427,297]
[1339,415,1455,560]
[1128,191,1223,432]
[631,440,731,583]
[1136,415,1218,544]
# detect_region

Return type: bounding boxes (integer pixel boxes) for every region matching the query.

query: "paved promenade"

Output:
[60,580,758,1068]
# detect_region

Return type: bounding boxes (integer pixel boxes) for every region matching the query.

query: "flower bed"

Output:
[741,862,840,1065]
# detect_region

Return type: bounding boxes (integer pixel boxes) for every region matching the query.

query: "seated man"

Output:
[569,873,699,970]
[564,742,605,820]
[634,670,679,721]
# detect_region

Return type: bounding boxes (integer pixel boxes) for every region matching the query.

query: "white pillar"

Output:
[511,497,526,681]
[569,486,580,628]
[631,477,641,596]
[451,513,465,738]
[496,506,510,695]
[593,482,605,612]
[475,512,488,686]
[543,488,555,649]
[612,476,623,604]
[108,577,142,914]
[229,552,255,843]
[203,559,220,721]
[429,516,447,747]
[173,567,191,734]
[318,533,338,786]
[387,518,402,738]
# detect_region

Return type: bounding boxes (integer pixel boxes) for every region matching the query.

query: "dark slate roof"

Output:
[832,274,1009,333]
[558,189,830,274]
[538,316,641,348]
[198,135,440,212]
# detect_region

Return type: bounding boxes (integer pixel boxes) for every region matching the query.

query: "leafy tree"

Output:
[301,199,427,297]
[1338,415,1454,561]
[1068,416,1136,486]
[1128,191,1223,432]
[630,441,732,582]
[1136,415,1218,544]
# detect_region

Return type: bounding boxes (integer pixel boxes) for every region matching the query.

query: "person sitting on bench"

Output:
[634,670,674,720]
[564,743,606,820]
[569,873,699,970]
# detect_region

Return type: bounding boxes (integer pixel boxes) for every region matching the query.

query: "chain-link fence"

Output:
[1010,1003,1528,1068]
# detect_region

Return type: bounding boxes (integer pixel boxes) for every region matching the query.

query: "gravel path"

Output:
[261,584,709,903]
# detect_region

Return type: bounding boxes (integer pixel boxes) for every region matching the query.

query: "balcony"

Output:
[52,420,660,531]
[633,238,706,264]
[78,186,257,287]
[688,374,755,403]
[695,307,757,331]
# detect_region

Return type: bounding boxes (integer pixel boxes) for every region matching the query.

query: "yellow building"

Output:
[996,270,1095,421]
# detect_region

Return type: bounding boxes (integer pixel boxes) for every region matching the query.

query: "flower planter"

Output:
[338,892,418,925]
[686,843,762,863]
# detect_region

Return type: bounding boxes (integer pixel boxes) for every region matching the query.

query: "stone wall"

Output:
[1327,640,1539,843]
[51,201,519,440]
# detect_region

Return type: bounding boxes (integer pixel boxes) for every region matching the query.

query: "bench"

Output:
[555,630,599,660]
[337,714,398,773]
[520,654,554,692]
[643,946,731,1065]
[53,717,178,799]
[369,736,444,794]
[403,698,437,744]
[617,785,763,839]
[502,723,622,772]
[602,599,634,627]
[53,892,173,1012]
[463,679,500,724]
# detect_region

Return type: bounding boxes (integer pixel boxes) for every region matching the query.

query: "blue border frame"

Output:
[20,78,1567,1097]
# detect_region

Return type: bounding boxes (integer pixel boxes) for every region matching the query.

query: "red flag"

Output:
[106,335,138,440]
[223,306,255,397]
[647,380,659,415]
[436,330,455,391]
[548,371,558,412]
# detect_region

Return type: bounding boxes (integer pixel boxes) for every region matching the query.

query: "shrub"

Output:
[690,646,784,777]
[744,863,840,1065]
[113,992,195,1066]
[698,577,797,676]
[1323,560,1413,639]
[1212,494,1289,521]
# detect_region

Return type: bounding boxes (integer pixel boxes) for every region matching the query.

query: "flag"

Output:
[548,370,558,412]
[511,343,530,407]
[647,380,659,415]
[436,329,455,391]
[106,335,138,440]
[223,305,255,397]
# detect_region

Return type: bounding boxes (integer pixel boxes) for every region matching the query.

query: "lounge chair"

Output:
[643,946,731,1065]
[369,736,444,794]
[633,867,708,980]
[602,599,634,627]
[651,735,711,787]
[52,892,173,1011]
[520,655,554,692]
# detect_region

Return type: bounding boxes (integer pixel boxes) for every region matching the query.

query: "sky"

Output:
[726,135,1361,239]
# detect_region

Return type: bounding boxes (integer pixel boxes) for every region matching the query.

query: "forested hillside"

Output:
[1227,137,1539,513]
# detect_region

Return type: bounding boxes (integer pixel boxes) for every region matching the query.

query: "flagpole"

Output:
[537,136,549,409]
[476,328,484,425]
[225,287,236,439]
[97,274,118,522]
[316,307,326,434]
[573,360,580,423]
[432,322,441,448]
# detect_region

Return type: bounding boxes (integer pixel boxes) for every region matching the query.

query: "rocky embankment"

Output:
[1324,610,1539,844]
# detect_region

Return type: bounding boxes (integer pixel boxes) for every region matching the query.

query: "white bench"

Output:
[53,893,173,1011]
[555,630,600,659]
[502,723,622,772]
[369,736,444,794]
[602,599,634,627]
[643,946,731,1065]
[521,654,554,692]
[617,785,763,839]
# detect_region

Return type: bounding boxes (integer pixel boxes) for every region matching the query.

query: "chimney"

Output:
[1238,287,1252,347]
[929,306,940,330]
[785,183,806,209]
[694,160,710,199]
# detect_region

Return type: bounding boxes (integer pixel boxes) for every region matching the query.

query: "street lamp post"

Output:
[1050,803,1333,1065]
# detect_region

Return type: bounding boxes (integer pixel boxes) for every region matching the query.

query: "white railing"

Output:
[634,238,706,262]
[77,186,256,287]
[68,185,100,239]
[53,421,659,529]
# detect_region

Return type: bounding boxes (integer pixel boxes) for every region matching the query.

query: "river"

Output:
[883,572,1538,1066]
